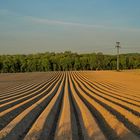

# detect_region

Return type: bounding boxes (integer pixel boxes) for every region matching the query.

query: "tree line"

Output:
[0,51,140,73]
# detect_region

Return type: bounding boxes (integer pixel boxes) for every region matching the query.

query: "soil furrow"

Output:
[0,73,63,139]
[0,73,59,104]
[72,73,140,138]
[75,73,140,116]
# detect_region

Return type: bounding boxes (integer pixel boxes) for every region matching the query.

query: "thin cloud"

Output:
[0,9,140,32]
[0,9,19,16]
[24,16,140,32]
[0,9,11,15]
[25,16,106,29]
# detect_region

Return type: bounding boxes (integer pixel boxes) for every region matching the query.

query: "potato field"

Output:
[0,71,140,140]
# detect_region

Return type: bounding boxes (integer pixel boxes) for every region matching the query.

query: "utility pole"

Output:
[115,42,121,71]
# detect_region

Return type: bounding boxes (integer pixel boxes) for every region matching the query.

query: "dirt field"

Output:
[0,70,140,140]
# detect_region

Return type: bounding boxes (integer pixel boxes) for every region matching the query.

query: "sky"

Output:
[0,0,140,54]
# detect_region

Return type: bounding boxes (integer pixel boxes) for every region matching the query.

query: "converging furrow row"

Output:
[0,71,140,140]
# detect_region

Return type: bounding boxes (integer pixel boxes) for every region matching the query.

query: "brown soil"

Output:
[0,70,140,140]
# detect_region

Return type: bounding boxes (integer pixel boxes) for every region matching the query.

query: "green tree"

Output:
[96,52,104,70]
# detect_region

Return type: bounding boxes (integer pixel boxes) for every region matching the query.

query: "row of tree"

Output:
[0,51,140,73]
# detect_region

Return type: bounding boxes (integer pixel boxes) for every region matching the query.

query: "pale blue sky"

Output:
[0,0,140,54]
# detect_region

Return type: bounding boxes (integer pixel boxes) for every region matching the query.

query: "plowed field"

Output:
[0,71,140,140]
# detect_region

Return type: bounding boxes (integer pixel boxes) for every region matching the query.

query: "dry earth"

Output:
[0,70,140,140]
